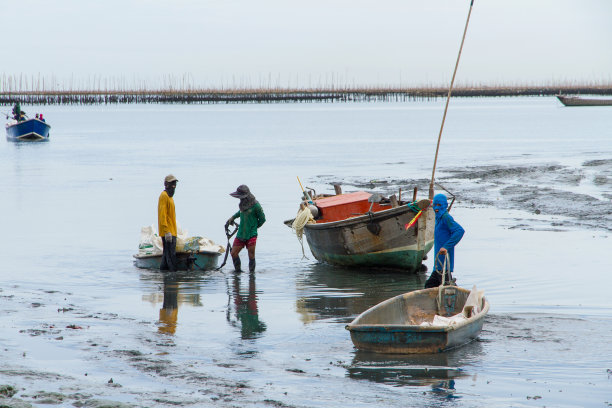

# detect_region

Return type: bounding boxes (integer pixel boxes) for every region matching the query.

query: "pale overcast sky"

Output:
[2,0,612,89]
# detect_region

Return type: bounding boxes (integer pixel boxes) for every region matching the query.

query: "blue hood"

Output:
[432,194,448,221]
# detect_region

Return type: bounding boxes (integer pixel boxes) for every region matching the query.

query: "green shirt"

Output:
[233,202,265,240]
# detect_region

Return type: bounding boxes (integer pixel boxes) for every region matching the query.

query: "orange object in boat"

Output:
[314,191,386,223]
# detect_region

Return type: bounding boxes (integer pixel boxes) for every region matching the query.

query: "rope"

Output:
[215,224,238,270]
[291,206,314,258]
[436,252,454,314]
[429,0,475,199]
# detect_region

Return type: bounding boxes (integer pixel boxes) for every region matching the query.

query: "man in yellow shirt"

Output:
[158,174,178,271]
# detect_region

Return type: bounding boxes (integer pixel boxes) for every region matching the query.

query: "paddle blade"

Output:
[404,210,423,230]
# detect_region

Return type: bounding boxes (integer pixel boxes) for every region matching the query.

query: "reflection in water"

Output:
[159,277,179,335]
[140,271,205,335]
[295,263,428,323]
[296,263,483,397]
[348,343,483,397]
[227,271,266,340]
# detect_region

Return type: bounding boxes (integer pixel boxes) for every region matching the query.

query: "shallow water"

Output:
[1,97,611,407]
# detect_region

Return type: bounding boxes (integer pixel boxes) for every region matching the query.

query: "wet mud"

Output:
[319,158,612,232]
[2,100,611,407]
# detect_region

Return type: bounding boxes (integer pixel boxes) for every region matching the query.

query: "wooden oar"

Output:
[404,210,423,230]
[297,176,314,204]
[405,200,431,230]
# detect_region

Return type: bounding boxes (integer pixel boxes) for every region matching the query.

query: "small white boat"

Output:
[133,250,221,271]
[346,285,489,353]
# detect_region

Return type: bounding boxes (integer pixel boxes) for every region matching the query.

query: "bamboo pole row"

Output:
[0,85,611,105]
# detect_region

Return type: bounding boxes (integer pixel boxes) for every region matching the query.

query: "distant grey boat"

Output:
[557,95,612,107]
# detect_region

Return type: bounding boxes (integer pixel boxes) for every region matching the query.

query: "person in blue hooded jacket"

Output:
[424,193,465,288]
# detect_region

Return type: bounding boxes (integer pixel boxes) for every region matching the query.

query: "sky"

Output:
[2,0,612,90]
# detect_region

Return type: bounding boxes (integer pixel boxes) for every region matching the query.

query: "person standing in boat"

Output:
[225,185,266,273]
[425,193,465,288]
[12,103,23,121]
[158,174,179,272]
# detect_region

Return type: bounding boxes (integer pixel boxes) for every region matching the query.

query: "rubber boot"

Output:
[232,256,242,272]
[249,258,256,273]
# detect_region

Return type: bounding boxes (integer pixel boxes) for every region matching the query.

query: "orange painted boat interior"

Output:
[313,191,387,223]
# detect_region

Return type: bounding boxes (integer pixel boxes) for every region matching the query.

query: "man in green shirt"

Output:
[226,185,266,272]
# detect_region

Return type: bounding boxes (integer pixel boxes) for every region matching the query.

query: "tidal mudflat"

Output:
[1,97,611,407]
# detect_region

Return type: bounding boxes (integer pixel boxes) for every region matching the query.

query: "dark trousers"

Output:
[424,270,453,289]
[160,236,178,272]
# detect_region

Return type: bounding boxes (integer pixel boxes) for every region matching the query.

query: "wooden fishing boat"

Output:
[346,285,489,353]
[286,190,434,272]
[5,118,51,141]
[557,95,612,107]
[133,250,221,271]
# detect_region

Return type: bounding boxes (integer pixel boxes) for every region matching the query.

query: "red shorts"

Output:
[233,236,257,249]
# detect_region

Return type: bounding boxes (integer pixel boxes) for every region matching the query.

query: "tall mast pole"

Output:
[429,0,475,200]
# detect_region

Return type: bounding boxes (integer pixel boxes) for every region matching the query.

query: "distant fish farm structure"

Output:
[1,78,611,105]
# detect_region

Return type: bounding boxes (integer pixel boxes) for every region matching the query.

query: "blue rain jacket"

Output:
[432,194,465,272]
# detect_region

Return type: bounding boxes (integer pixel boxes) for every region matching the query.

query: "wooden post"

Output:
[413,187,418,202]
[333,184,342,195]
[398,188,402,202]
[390,194,399,208]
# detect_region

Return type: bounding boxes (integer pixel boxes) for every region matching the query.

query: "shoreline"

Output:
[1,85,611,104]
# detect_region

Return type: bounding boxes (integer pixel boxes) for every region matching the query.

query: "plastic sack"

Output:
[462,285,484,318]
[138,225,162,256]
[138,225,224,255]
[197,237,225,253]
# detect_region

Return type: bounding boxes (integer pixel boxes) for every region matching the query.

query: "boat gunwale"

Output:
[556,95,612,106]
[132,250,222,260]
[345,287,490,333]
[303,203,422,230]
[5,117,52,130]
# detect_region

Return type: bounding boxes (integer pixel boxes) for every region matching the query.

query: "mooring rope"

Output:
[436,253,455,314]
[215,224,238,270]
[429,0,475,200]
[291,206,314,259]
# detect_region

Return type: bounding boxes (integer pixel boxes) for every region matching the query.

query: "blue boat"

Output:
[5,118,51,141]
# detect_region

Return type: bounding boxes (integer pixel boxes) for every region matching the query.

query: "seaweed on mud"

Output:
[331,162,612,232]
[0,370,70,382]
[73,399,133,408]
[113,350,143,357]
[263,400,300,408]
[0,396,33,408]
[593,175,611,186]
[0,386,18,398]
[24,391,66,404]
[442,164,565,182]
[583,159,612,167]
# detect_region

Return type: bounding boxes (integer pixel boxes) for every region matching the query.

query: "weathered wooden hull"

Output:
[303,204,434,271]
[346,286,489,354]
[6,118,51,141]
[133,251,220,271]
[557,95,612,106]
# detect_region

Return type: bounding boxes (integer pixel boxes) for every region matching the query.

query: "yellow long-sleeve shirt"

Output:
[158,190,177,237]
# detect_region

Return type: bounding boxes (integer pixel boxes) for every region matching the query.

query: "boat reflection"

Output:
[140,271,205,335]
[295,263,428,323]
[348,343,482,395]
[226,271,266,340]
